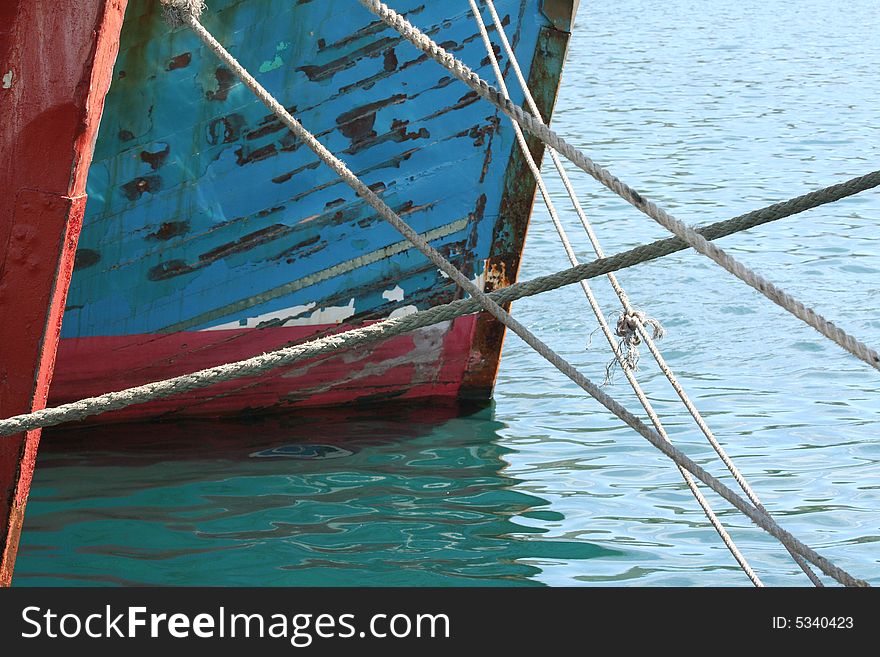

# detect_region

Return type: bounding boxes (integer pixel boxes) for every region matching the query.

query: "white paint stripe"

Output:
[170,217,468,333]
[204,299,356,331]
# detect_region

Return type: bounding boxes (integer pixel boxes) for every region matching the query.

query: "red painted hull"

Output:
[50,316,481,422]
[0,0,127,585]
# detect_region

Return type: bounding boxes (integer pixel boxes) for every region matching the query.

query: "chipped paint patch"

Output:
[259,41,290,73]
[389,305,418,319]
[382,285,405,302]
[1,71,13,89]
[204,298,356,330]
[159,219,469,333]
[484,260,510,292]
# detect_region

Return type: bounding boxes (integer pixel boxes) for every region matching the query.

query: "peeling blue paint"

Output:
[63,0,569,341]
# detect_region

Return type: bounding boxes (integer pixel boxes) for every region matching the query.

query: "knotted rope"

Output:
[609,310,664,377]
[160,0,204,27]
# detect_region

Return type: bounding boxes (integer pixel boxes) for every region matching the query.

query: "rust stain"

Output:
[382,147,418,169]
[398,52,430,72]
[245,116,292,141]
[139,143,169,170]
[317,5,425,53]
[453,120,501,185]
[383,48,398,71]
[480,42,503,68]
[464,116,500,148]
[146,221,190,241]
[397,200,435,217]
[148,224,297,282]
[335,47,432,95]
[271,234,326,264]
[345,118,429,155]
[206,113,245,145]
[205,66,235,101]
[271,160,320,185]
[278,131,301,153]
[335,93,407,146]
[461,23,572,399]
[73,248,101,270]
[166,52,191,71]
[478,127,497,183]
[199,224,294,262]
[541,0,580,31]
[234,143,277,166]
[297,37,396,82]
[473,193,487,222]
[147,259,195,281]
[256,205,286,218]
[484,260,510,292]
[121,174,161,201]
[423,90,481,123]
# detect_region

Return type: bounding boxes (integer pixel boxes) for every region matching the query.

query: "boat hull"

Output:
[0,0,128,585]
[52,316,478,420]
[51,0,576,421]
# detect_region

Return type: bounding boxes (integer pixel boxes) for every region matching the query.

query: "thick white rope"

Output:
[468,0,763,586]
[357,0,880,373]
[476,0,823,586]
[168,7,866,586]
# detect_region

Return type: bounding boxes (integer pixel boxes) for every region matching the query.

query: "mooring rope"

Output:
[475,0,826,586]
[0,165,873,438]
[468,0,763,586]
[0,208,871,588]
[356,0,880,373]
[3,0,861,586]
[0,169,873,438]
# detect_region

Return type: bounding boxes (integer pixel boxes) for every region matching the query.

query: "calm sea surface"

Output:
[15,0,880,586]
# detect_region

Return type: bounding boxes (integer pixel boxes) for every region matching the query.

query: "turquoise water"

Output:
[15,0,880,586]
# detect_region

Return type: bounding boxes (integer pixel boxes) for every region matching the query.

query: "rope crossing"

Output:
[468,0,764,586]
[357,0,880,373]
[0,0,874,587]
[475,0,830,587]
[0,171,874,437]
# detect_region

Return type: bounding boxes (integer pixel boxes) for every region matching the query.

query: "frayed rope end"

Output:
[602,310,665,386]
[161,0,206,27]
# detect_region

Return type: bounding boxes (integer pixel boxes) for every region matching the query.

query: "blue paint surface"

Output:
[64,0,555,338]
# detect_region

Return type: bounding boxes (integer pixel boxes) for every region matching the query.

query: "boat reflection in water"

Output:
[16,403,617,586]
